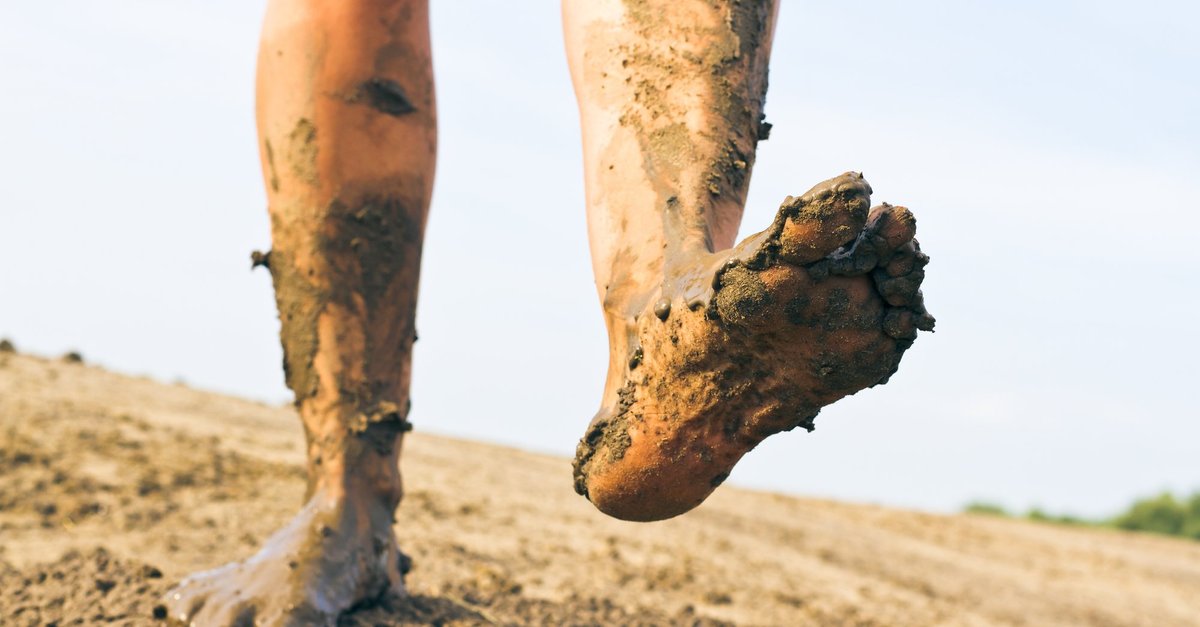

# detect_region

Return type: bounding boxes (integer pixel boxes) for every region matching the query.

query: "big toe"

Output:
[777,172,872,265]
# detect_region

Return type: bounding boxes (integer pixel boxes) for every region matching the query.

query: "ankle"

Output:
[300,401,408,511]
[308,465,403,513]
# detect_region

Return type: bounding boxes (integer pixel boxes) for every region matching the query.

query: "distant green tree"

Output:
[1182,493,1200,540]
[964,491,1200,541]
[964,502,1009,517]
[1113,492,1186,536]
[1025,508,1088,525]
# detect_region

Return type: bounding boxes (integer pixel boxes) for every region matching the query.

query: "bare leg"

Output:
[165,0,435,623]
[565,0,933,521]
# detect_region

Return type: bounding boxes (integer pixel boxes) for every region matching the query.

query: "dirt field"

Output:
[1,351,1198,626]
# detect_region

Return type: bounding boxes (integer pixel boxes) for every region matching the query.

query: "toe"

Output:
[875,271,925,307]
[883,308,919,341]
[872,234,930,310]
[776,172,872,265]
[866,203,917,257]
[864,203,934,331]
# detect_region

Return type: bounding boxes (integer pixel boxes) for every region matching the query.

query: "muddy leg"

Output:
[165,0,435,623]
[564,1,933,521]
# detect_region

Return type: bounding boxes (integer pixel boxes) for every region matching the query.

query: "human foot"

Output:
[573,172,933,521]
[163,490,407,626]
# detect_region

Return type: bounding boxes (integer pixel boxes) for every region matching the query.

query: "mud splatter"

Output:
[574,172,934,520]
[714,265,771,325]
[264,139,280,192]
[358,78,416,117]
[250,249,271,270]
[286,118,318,186]
[266,246,323,404]
[653,298,672,321]
[572,383,636,498]
[350,400,414,455]
[269,191,424,411]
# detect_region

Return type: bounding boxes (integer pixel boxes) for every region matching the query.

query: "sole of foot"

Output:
[573,172,934,522]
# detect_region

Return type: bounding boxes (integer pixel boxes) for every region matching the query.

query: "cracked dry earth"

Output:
[1,352,1199,626]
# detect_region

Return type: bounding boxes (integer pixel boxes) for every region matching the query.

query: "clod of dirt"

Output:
[714,265,771,325]
[0,338,15,353]
[0,548,171,626]
[61,351,84,364]
[250,249,271,270]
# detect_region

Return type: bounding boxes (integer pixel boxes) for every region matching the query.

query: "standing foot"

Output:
[574,172,934,521]
[163,490,407,626]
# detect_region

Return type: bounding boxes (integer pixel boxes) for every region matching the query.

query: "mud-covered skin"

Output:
[565,2,933,521]
[564,0,782,422]
[165,493,409,626]
[167,0,436,623]
[573,173,934,521]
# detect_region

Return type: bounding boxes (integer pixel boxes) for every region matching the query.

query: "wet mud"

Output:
[265,245,324,404]
[574,172,935,521]
[267,190,423,413]
[249,249,270,270]
[713,266,771,326]
[573,384,636,498]
[612,0,775,289]
[181,186,428,622]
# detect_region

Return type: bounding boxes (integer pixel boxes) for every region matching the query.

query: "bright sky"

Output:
[2,1,1197,518]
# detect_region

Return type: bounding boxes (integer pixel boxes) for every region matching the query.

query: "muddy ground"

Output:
[1,351,1198,625]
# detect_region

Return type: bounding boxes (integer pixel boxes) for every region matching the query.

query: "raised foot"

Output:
[164,491,407,626]
[574,172,934,522]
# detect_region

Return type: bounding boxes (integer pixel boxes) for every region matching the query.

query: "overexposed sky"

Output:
[1,1,1197,518]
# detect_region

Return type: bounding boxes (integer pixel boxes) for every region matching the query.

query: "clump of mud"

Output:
[0,548,170,626]
[341,587,731,626]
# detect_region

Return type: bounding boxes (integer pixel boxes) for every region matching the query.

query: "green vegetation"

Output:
[1112,492,1200,540]
[963,491,1200,541]
[963,501,1008,517]
[1025,508,1089,526]
[962,501,1089,526]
